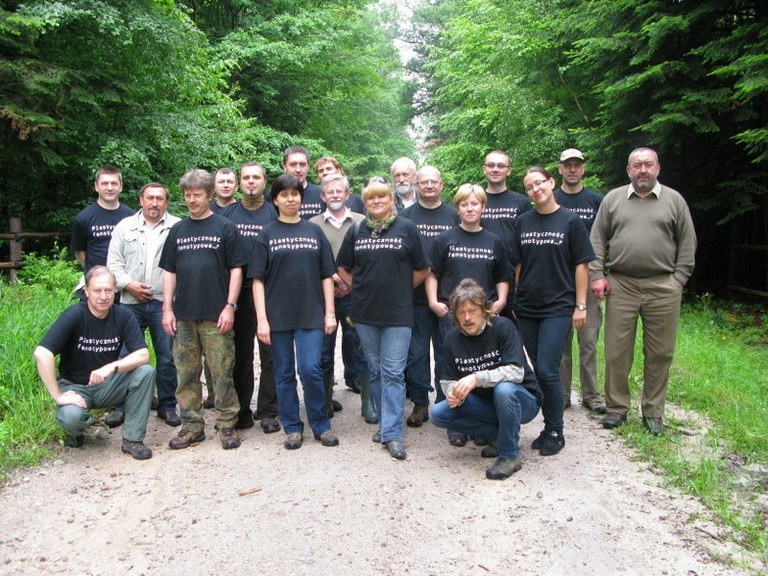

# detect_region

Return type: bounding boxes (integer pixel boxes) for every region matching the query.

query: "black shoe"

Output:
[260,417,281,434]
[121,439,152,460]
[448,433,467,447]
[158,410,181,427]
[406,404,429,428]
[345,378,361,394]
[235,412,255,430]
[472,437,490,446]
[642,416,663,436]
[64,434,84,448]
[602,412,627,429]
[103,410,125,428]
[372,432,382,443]
[480,442,498,459]
[531,429,547,450]
[582,400,607,414]
[486,456,522,480]
[332,399,343,412]
[384,440,406,460]
[539,430,565,456]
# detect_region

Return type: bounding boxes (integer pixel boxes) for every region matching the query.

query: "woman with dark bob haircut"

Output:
[249,173,340,450]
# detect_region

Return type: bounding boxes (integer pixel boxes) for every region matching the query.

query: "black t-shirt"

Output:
[431,227,510,304]
[554,187,603,234]
[249,219,336,331]
[480,189,531,245]
[39,302,146,386]
[299,183,325,220]
[220,201,278,286]
[442,316,542,402]
[337,216,430,327]
[159,214,247,322]
[510,207,595,318]
[346,193,365,215]
[71,203,136,273]
[399,203,460,305]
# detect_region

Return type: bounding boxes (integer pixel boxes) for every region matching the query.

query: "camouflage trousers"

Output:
[173,320,239,433]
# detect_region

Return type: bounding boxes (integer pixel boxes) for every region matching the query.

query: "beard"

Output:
[395,184,413,199]
[328,200,345,211]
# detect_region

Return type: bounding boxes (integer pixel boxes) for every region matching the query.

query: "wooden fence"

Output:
[0,218,70,282]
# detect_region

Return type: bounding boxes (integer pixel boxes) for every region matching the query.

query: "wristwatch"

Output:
[575,304,586,311]
[226,301,238,311]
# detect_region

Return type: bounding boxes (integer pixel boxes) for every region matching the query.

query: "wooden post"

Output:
[9,217,21,282]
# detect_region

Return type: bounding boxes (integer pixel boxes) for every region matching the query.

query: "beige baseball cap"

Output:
[559,148,585,162]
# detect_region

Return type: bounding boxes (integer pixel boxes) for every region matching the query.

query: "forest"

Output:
[1,0,766,294]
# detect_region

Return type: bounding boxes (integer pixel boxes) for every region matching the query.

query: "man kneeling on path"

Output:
[33,266,155,460]
[430,279,541,479]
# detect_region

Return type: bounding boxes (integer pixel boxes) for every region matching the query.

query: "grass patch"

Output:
[614,295,768,566]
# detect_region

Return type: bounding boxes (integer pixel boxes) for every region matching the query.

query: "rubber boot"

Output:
[359,373,378,424]
[323,374,335,419]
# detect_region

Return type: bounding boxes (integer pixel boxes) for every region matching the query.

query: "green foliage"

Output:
[16,244,80,293]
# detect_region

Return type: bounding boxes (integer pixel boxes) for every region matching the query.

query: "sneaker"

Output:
[64,434,84,448]
[315,430,339,447]
[384,440,406,460]
[406,404,429,428]
[486,456,522,480]
[219,427,241,450]
[530,429,547,450]
[168,429,205,450]
[539,430,565,456]
[284,432,303,450]
[103,410,125,428]
[121,439,152,460]
[480,442,498,459]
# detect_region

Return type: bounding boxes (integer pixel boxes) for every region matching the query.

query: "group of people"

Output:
[34,144,696,480]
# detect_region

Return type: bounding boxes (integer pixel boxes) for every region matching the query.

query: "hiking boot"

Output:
[284,432,303,450]
[531,429,547,450]
[602,412,627,429]
[103,410,125,428]
[64,434,84,448]
[480,442,498,459]
[539,430,565,456]
[121,439,152,460]
[219,427,241,450]
[486,456,522,480]
[158,410,181,427]
[168,429,205,450]
[260,417,281,434]
[315,430,339,447]
[406,403,429,428]
[384,440,406,460]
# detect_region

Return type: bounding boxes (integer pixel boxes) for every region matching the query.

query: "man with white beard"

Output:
[390,157,417,213]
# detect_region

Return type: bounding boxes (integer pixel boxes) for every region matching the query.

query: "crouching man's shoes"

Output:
[601,412,627,429]
[486,456,522,480]
[642,416,663,436]
[103,410,125,428]
[121,439,152,460]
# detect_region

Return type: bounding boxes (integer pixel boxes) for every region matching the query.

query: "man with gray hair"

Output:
[390,157,417,212]
[160,169,247,450]
[590,148,696,435]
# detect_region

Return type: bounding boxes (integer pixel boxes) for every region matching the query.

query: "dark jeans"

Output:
[405,304,443,405]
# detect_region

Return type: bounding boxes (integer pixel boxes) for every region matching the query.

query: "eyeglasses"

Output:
[524,178,550,192]
[484,163,509,169]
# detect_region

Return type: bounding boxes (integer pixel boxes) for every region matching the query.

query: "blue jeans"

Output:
[271,329,330,437]
[517,315,572,434]
[405,304,442,405]
[356,323,411,443]
[320,295,369,380]
[430,382,540,459]
[118,300,177,414]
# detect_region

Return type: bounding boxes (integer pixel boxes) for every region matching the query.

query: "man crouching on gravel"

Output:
[34,266,155,460]
[430,279,541,479]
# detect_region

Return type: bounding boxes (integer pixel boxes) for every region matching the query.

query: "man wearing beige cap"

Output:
[554,149,606,414]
